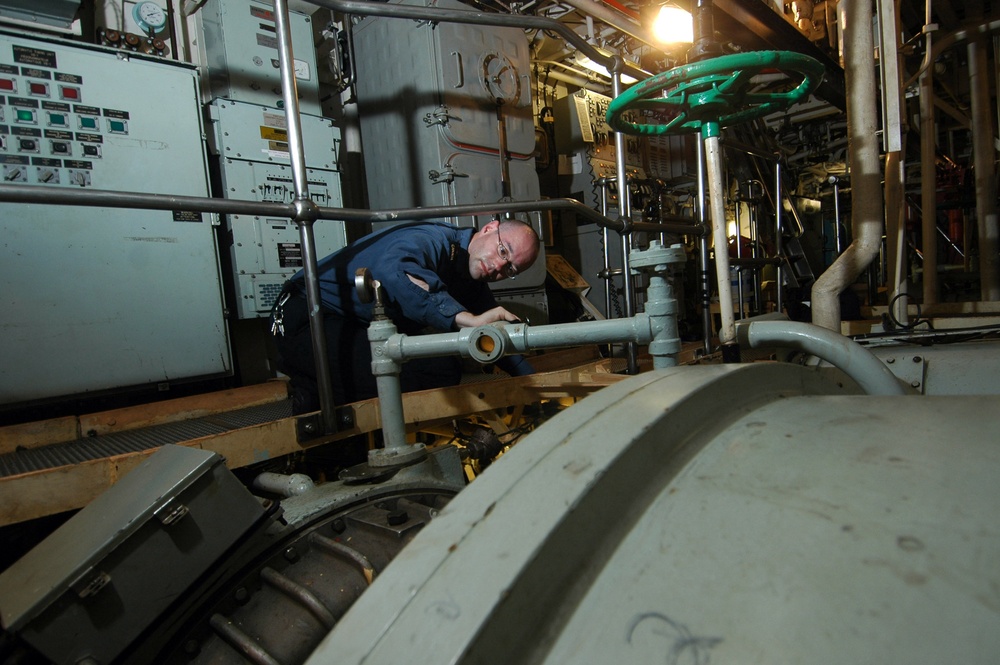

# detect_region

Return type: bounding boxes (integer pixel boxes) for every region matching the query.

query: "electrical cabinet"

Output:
[0,30,229,406]
[201,0,320,114]
[206,99,347,318]
[351,0,548,322]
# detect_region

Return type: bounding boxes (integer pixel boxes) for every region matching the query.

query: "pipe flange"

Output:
[467,326,506,364]
[630,241,686,269]
[368,443,428,468]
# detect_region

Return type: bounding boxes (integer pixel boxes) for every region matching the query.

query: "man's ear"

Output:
[481,218,500,235]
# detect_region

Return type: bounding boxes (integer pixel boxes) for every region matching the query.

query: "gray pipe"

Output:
[811,0,883,330]
[253,472,316,497]
[735,321,905,396]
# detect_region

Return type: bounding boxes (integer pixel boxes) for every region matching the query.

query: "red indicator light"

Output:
[60,86,80,100]
[29,82,47,95]
[0,78,14,91]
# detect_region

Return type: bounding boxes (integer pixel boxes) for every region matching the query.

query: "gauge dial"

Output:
[132,1,167,34]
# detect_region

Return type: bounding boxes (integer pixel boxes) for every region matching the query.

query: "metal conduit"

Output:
[811,0,883,330]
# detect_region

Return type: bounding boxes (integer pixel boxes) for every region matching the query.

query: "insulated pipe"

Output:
[968,35,1000,300]
[253,472,316,497]
[735,321,905,396]
[775,161,784,314]
[703,126,737,352]
[811,0,883,330]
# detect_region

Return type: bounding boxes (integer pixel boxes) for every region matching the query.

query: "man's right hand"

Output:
[454,307,521,328]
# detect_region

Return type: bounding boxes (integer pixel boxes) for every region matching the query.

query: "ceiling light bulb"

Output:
[652,5,694,44]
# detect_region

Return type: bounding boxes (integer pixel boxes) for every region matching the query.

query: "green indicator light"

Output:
[79,117,97,129]
[16,109,33,122]
[50,113,66,125]
[108,120,126,133]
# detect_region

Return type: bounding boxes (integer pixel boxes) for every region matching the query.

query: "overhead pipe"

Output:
[811,0,883,330]
[559,0,660,49]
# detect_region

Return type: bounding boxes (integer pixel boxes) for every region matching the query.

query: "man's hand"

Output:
[454,307,521,328]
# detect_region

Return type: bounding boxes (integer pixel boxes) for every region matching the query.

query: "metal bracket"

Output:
[154,499,189,526]
[296,406,356,442]
[422,105,456,127]
[428,165,468,184]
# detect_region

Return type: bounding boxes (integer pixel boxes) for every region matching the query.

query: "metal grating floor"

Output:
[0,400,293,478]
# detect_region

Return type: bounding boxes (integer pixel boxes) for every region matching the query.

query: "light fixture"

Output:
[651,4,694,44]
[574,54,639,85]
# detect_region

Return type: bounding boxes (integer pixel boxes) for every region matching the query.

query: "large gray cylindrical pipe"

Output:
[736,320,904,395]
[811,0,883,330]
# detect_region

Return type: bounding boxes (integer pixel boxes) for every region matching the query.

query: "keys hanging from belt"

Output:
[270,291,292,336]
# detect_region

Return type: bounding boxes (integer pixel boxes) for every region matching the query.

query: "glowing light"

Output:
[652,5,694,44]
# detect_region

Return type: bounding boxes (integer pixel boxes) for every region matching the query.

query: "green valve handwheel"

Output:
[606,51,825,138]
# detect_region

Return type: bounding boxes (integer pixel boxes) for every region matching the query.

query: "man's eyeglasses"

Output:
[496,226,519,279]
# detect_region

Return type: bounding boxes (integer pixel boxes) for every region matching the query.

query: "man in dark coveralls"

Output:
[271,218,540,413]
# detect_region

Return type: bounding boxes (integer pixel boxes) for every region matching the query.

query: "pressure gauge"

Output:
[132,1,167,34]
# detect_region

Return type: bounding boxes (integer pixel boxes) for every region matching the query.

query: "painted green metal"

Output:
[605,51,825,137]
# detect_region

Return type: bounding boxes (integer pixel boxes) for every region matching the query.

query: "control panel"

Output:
[207,99,347,319]
[0,31,229,405]
[0,53,120,187]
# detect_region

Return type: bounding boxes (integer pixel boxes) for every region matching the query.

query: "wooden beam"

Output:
[0,361,621,527]
[0,382,289,455]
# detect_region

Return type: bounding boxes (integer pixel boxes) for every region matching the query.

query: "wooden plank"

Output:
[866,301,1000,318]
[0,417,318,527]
[0,416,80,455]
[78,381,288,437]
[0,361,621,527]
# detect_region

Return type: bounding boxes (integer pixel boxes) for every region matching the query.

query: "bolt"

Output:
[331,518,346,534]
[912,356,922,363]
[910,380,921,388]
[284,547,300,562]
[234,587,249,604]
[886,357,895,364]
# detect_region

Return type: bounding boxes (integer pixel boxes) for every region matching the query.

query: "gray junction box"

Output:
[0,445,266,665]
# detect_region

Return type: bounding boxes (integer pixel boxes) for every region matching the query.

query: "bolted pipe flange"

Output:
[629,241,686,270]
[467,326,506,364]
[368,443,428,468]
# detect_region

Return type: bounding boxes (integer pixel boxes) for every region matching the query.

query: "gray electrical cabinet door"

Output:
[0,31,229,406]
[352,0,548,320]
